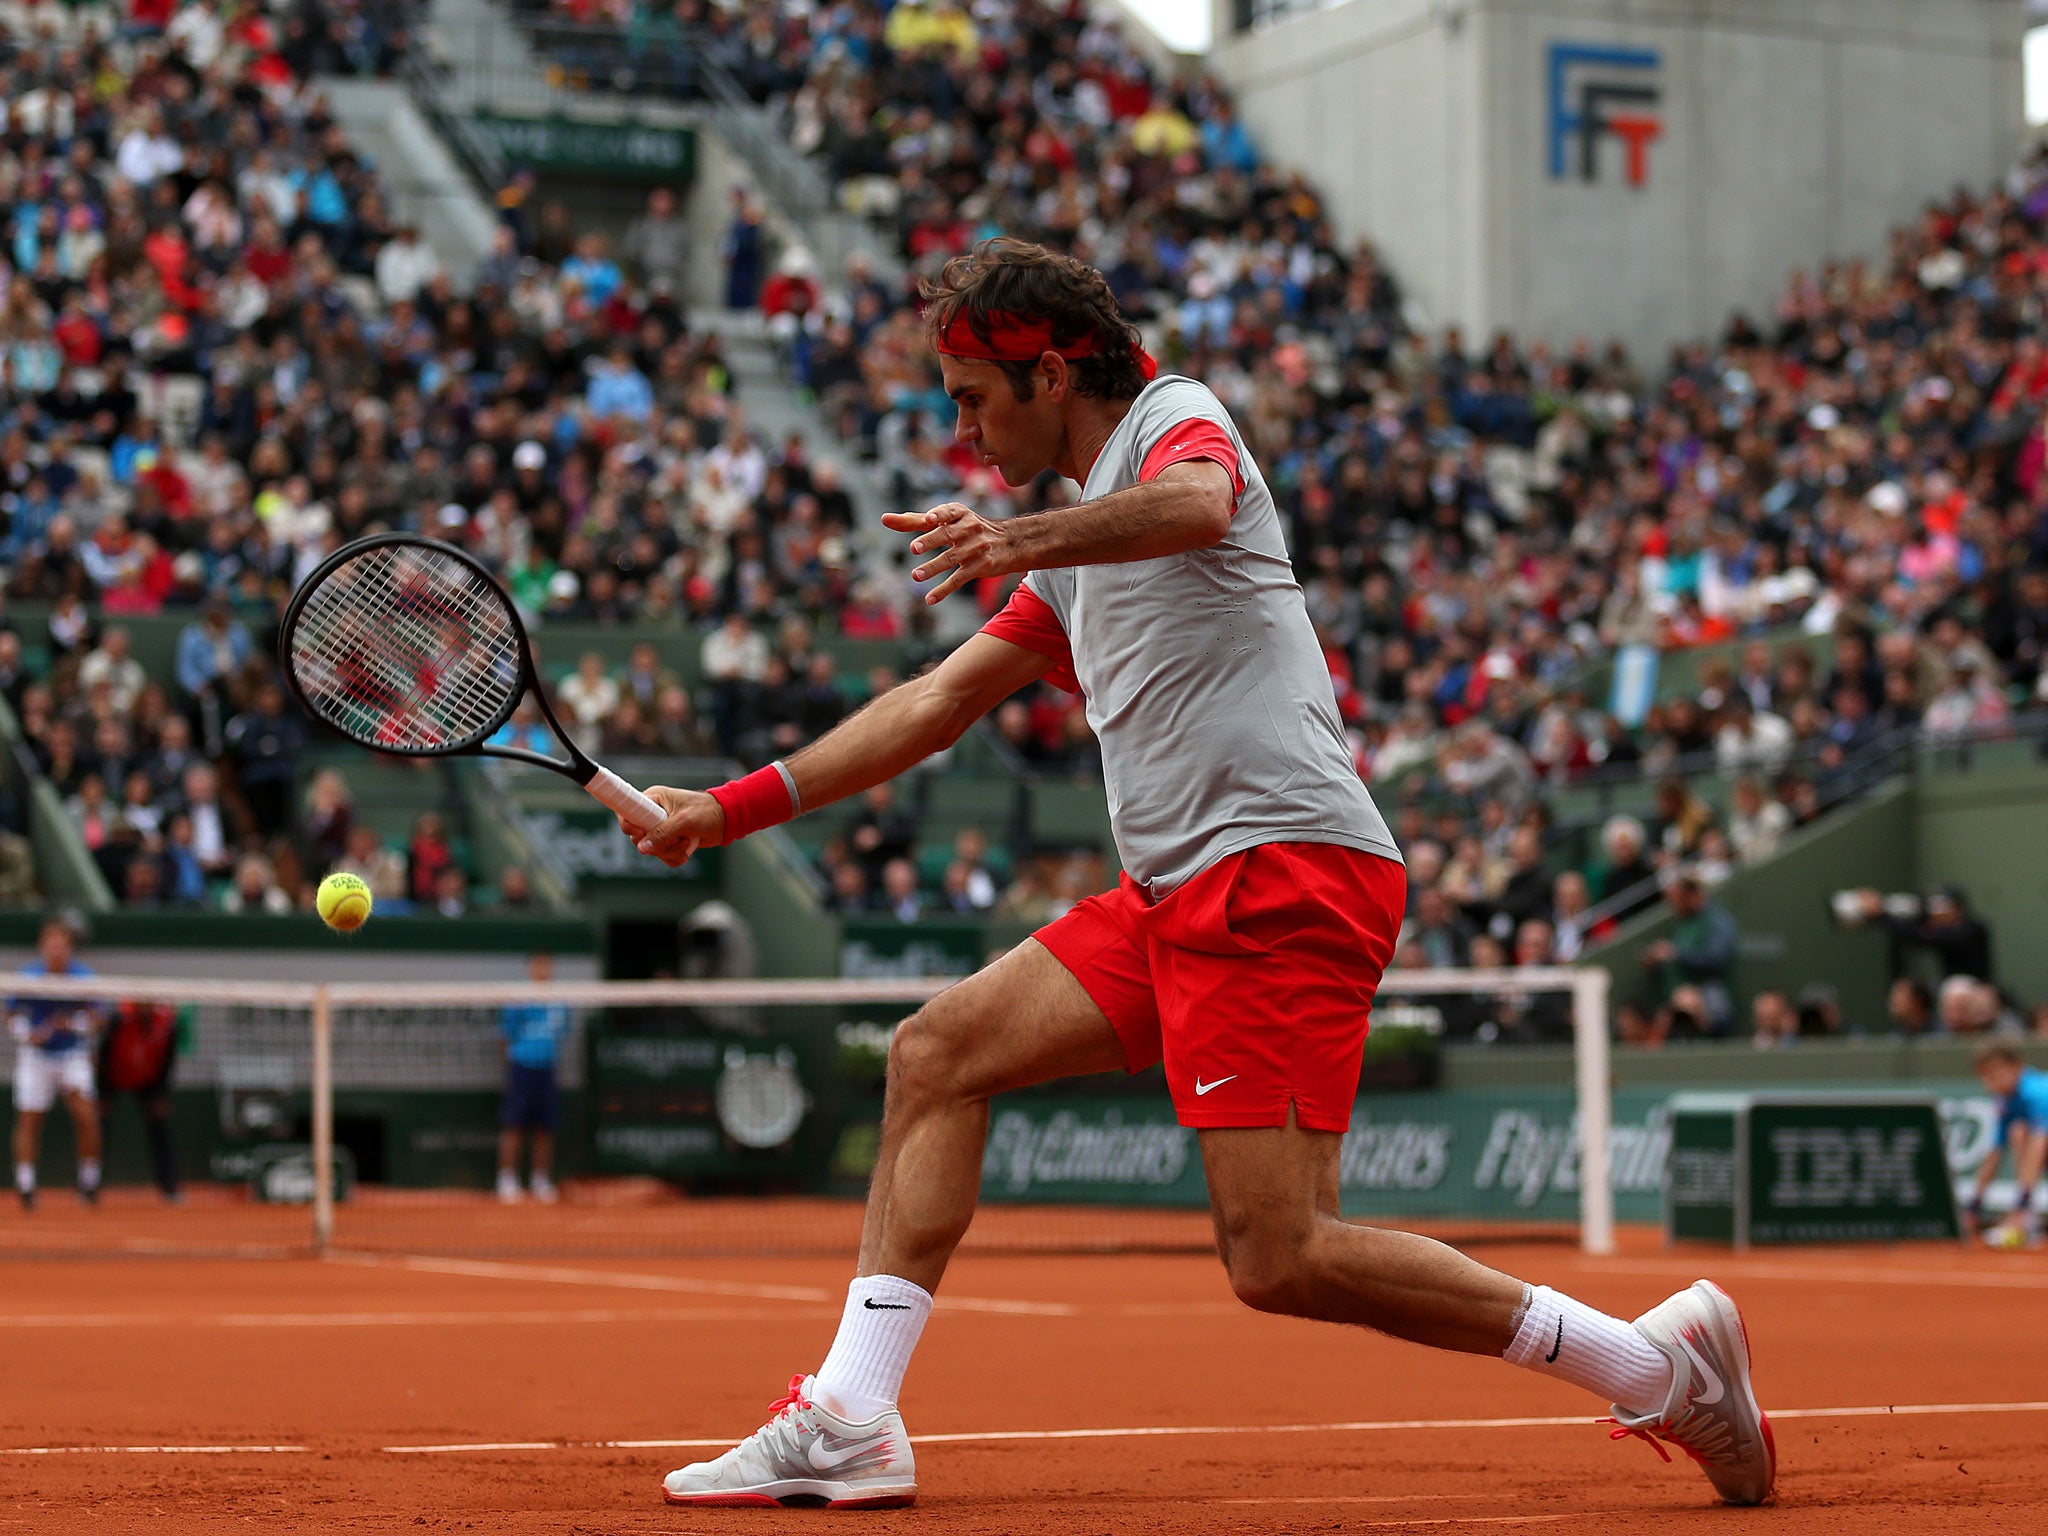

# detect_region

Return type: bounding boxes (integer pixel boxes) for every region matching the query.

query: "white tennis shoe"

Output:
[1605,1279,1776,1505]
[661,1374,916,1509]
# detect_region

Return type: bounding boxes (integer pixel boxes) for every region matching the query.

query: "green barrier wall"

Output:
[1913,751,2048,1004]
[21,1033,2033,1205]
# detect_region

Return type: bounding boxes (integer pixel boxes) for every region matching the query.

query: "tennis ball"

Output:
[316,872,373,933]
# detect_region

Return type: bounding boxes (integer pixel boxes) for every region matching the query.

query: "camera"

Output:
[1828,887,1964,930]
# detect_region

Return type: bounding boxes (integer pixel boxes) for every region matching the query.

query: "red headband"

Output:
[935,311,1158,382]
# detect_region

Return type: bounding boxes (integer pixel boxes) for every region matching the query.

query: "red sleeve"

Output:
[979,584,1079,694]
[1137,417,1245,509]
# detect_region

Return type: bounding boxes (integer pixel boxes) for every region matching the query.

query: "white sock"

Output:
[78,1159,100,1191]
[1504,1285,1673,1418]
[812,1275,933,1422]
[14,1163,32,1194]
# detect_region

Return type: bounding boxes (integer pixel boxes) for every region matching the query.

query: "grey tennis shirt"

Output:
[1020,374,1402,898]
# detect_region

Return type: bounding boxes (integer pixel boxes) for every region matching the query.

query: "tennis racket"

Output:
[279,533,666,835]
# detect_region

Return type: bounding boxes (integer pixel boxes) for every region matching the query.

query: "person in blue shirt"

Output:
[1966,1041,2048,1247]
[8,915,105,1210]
[586,343,654,424]
[497,953,571,1204]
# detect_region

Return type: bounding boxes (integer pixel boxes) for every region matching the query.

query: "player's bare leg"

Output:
[854,937,1125,1287]
[1200,1119,1774,1504]
[63,1089,101,1204]
[12,1108,42,1209]
[661,939,1125,1508]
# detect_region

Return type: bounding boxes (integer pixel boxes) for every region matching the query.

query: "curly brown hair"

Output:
[920,237,1150,403]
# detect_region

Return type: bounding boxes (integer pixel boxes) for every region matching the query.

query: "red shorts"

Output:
[1035,842,1406,1132]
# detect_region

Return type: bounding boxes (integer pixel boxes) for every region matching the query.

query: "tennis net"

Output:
[0,969,1613,1259]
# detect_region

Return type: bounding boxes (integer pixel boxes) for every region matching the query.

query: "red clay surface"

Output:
[0,1217,2043,1534]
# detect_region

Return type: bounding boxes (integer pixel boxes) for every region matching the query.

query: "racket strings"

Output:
[289,543,524,752]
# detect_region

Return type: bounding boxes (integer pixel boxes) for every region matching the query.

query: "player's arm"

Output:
[887,459,1236,604]
[2012,1127,2047,1213]
[1963,1142,2003,1234]
[626,635,1055,867]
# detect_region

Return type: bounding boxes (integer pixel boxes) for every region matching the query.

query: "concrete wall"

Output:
[1213,0,2025,355]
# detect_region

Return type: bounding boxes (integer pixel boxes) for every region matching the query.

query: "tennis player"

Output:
[632,238,1774,1509]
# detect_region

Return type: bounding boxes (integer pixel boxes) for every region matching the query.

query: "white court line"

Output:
[327,1251,1082,1315]
[327,1252,833,1303]
[1588,1258,2048,1292]
[0,1307,837,1328]
[1,1445,305,1456]
[1219,1511,1628,1527]
[11,1400,2047,1458]
[376,1398,2048,1455]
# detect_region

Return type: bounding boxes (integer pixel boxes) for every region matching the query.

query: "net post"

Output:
[311,984,334,1253]
[1573,966,1615,1256]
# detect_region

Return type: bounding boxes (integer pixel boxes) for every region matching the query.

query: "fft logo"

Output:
[1547,42,1662,189]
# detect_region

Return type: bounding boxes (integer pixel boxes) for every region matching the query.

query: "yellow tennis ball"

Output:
[316,872,373,933]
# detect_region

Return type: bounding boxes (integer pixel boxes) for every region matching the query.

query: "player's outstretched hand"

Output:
[621,786,725,868]
[884,502,1015,604]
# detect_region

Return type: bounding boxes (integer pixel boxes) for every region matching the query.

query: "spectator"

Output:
[336,824,408,905]
[652,686,718,758]
[1441,722,1533,808]
[1887,977,1936,1037]
[721,193,765,310]
[432,866,469,918]
[375,225,441,305]
[493,866,538,913]
[219,852,292,915]
[1751,989,1798,1051]
[175,762,242,881]
[878,858,923,924]
[79,629,146,714]
[407,814,456,906]
[1404,885,1474,970]
[174,599,251,751]
[1550,870,1595,961]
[1727,777,1791,867]
[825,859,871,914]
[302,770,355,872]
[1639,873,1738,1037]
[947,828,999,912]
[702,613,769,752]
[1937,975,2004,1036]
[223,679,305,838]
[1589,815,1657,921]
[621,187,689,292]
[1491,826,1552,938]
[556,652,621,753]
[845,784,917,882]
[1714,693,1793,776]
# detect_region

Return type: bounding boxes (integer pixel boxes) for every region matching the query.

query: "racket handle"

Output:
[584,765,666,835]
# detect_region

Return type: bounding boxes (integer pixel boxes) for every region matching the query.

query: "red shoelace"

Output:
[767,1375,812,1420]
[1600,1418,1711,1467]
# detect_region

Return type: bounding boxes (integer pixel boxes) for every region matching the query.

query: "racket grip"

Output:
[584,765,666,835]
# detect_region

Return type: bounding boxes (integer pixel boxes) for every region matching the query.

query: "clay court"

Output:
[2,1198,2043,1534]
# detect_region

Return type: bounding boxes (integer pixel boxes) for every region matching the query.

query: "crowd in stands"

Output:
[0,3,909,913]
[6,0,2048,1051]
[640,0,2048,1031]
